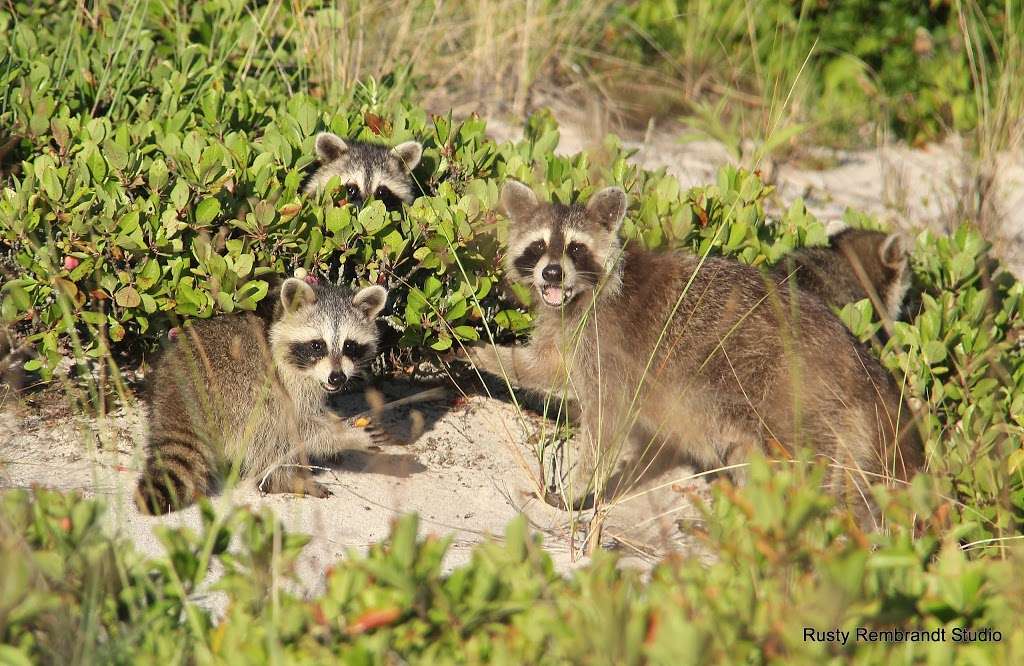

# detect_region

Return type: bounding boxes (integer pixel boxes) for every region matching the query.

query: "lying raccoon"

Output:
[770,227,912,323]
[135,277,389,514]
[462,182,923,520]
[303,132,423,210]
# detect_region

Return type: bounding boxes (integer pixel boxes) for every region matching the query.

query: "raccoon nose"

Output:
[327,370,346,387]
[541,263,563,283]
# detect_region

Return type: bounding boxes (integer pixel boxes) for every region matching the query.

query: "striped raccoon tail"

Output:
[134,431,213,515]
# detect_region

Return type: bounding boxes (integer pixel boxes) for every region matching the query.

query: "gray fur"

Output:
[463,182,923,524]
[0,327,32,396]
[135,279,389,514]
[771,228,913,322]
[303,132,422,207]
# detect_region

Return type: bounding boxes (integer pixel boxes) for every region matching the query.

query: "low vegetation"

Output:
[2,470,1022,663]
[1,1,1022,662]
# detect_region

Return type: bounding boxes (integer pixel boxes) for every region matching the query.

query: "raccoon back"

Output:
[137,314,286,513]
[584,249,921,479]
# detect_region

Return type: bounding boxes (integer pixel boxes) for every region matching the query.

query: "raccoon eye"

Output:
[567,242,586,259]
[342,340,357,356]
[345,184,361,200]
[375,186,403,211]
[307,340,325,354]
[527,240,546,254]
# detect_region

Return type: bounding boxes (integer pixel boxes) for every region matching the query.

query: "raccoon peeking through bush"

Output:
[303,132,423,211]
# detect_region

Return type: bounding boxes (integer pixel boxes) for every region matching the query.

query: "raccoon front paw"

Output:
[264,471,333,499]
[301,478,332,499]
[456,343,508,377]
[367,425,399,448]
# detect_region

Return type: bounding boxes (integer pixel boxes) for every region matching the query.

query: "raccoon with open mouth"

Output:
[462,181,923,521]
[303,132,423,211]
[135,277,389,514]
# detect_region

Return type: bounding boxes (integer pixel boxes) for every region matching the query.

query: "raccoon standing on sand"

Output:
[463,182,923,519]
[771,227,913,322]
[135,277,389,515]
[303,132,423,210]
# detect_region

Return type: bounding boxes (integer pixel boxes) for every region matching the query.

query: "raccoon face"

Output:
[270,278,388,394]
[501,181,627,308]
[304,132,423,211]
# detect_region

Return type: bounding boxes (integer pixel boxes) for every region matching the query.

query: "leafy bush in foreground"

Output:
[1,475,1021,664]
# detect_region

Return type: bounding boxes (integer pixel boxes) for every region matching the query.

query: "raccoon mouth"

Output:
[539,284,572,307]
[322,381,345,394]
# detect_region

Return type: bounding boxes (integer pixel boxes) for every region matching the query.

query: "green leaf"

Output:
[115,286,141,308]
[40,167,63,200]
[452,325,479,341]
[922,340,948,365]
[0,645,34,666]
[195,197,221,225]
[430,336,452,351]
[3,284,31,311]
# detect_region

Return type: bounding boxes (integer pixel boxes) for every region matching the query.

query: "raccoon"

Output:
[771,227,912,323]
[463,182,923,519]
[303,132,423,210]
[135,277,389,515]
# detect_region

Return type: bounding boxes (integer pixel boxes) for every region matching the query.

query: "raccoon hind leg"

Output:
[135,430,214,515]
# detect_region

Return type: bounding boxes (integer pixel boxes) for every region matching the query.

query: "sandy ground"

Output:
[3,108,1023,597]
[0,371,708,594]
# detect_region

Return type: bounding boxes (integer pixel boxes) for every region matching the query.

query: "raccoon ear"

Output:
[586,186,627,231]
[315,132,349,162]
[500,180,538,222]
[879,233,908,269]
[392,141,423,172]
[353,285,388,319]
[280,277,316,313]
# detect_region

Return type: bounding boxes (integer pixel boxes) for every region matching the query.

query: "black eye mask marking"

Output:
[514,239,547,278]
[287,339,327,369]
[565,242,603,285]
[342,339,370,360]
[374,186,405,211]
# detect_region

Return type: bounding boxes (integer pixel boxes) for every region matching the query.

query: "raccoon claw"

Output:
[264,473,333,499]
[368,426,400,447]
[302,479,332,499]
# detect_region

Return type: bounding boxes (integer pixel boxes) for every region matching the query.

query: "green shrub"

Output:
[0,0,829,375]
[610,0,1019,145]
[2,475,1022,663]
